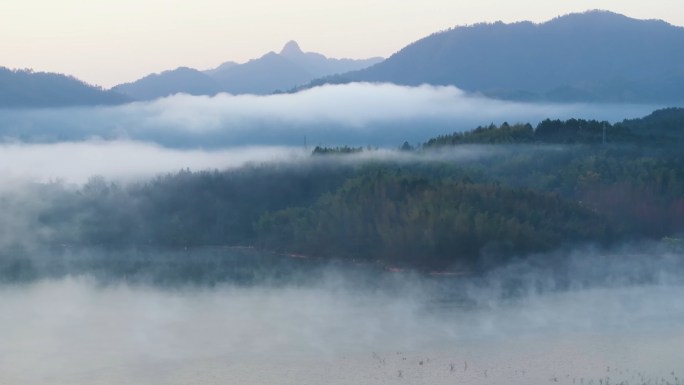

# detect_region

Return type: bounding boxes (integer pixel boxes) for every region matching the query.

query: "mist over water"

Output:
[1,247,683,385]
[2,238,682,382]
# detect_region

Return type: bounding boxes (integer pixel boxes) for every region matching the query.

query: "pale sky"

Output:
[1,0,682,88]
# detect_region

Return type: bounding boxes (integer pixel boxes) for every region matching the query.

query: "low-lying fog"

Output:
[1,262,683,385]
[0,83,663,184]
[0,83,660,148]
[0,141,524,184]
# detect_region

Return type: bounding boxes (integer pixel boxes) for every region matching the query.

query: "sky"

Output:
[1,0,683,88]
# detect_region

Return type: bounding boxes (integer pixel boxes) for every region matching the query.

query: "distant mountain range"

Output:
[112,41,383,100]
[3,11,684,106]
[0,67,129,108]
[305,10,684,103]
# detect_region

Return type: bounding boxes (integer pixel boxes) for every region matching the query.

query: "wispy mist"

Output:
[0,141,304,184]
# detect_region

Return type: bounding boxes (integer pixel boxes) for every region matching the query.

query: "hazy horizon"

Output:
[2,2,684,87]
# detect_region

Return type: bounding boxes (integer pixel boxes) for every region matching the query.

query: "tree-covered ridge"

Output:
[424,108,684,147]
[3,107,682,273]
[424,123,534,145]
[19,144,682,271]
[423,119,637,147]
[446,146,684,238]
[256,171,610,270]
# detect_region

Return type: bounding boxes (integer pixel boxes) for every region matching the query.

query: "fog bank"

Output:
[0,83,662,148]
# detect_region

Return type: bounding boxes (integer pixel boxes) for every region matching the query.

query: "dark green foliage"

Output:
[424,119,634,147]
[425,122,534,146]
[257,172,609,270]
[536,119,613,143]
[426,145,684,238]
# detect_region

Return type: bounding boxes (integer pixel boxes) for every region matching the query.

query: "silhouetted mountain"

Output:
[312,11,684,103]
[113,41,383,99]
[112,67,221,100]
[207,41,383,94]
[202,61,238,76]
[208,49,313,94]
[619,107,684,139]
[0,67,130,108]
[278,40,383,79]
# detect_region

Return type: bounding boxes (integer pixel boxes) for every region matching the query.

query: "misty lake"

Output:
[1,247,683,385]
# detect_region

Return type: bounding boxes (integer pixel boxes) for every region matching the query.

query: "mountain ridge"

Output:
[113,41,383,100]
[300,10,684,103]
[0,67,130,108]
[4,11,684,105]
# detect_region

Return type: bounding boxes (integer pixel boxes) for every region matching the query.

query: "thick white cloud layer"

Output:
[0,83,661,183]
[0,83,662,148]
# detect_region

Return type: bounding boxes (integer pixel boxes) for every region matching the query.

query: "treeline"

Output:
[256,171,611,270]
[424,119,634,146]
[423,108,684,147]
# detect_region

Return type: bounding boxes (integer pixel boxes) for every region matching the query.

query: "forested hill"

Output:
[0,67,130,107]
[619,107,684,140]
[1,107,682,275]
[301,11,684,103]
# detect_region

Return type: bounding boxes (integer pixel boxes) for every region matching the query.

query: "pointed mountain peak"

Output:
[280,40,303,57]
